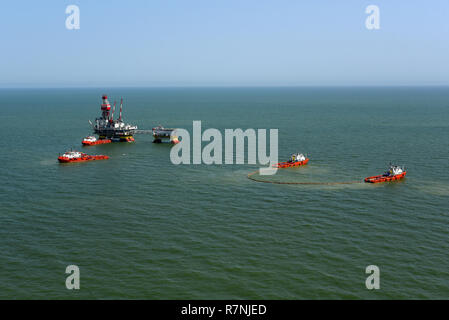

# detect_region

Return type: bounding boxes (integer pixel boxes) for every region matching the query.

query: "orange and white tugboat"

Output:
[275,153,309,168]
[82,136,112,146]
[58,150,109,163]
[364,164,407,183]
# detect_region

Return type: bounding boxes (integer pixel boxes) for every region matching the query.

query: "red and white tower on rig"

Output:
[100,95,112,120]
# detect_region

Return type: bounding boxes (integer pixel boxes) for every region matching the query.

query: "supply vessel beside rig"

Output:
[82,136,112,146]
[84,95,137,144]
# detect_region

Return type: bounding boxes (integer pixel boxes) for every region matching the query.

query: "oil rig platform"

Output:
[85,95,180,144]
[89,95,137,142]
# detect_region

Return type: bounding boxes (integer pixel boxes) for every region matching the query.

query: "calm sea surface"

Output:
[0,87,448,299]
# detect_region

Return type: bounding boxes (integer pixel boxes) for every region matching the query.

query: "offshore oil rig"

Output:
[82,94,180,146]
[87,95,138,143]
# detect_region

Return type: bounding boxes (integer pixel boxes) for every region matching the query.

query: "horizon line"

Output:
[1,84,449,89]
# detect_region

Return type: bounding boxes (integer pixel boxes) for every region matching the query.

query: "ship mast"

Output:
[111,101,116,123]
[119,97,123,121]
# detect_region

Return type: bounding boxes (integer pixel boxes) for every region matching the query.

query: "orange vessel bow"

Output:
[58,151,109,163]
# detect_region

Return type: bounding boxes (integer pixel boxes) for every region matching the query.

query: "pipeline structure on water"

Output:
[247,170,363,185]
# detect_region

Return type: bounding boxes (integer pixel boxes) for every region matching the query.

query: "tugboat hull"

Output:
[58,155,109,163]
[275,158,309,168]
[364,172,407,183]
[82,139,112,146]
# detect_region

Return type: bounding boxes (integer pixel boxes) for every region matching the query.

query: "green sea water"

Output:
[0,87,448,299]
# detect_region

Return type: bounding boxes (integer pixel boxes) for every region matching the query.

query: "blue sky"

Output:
[0,0,448,87]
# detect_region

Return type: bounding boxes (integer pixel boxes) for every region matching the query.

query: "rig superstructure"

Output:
[89,95,137,142]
